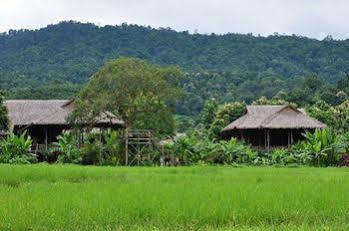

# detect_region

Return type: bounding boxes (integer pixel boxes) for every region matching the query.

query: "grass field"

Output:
[0,165,348,230]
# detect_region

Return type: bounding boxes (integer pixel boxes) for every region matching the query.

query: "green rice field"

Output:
[0,165,348,230]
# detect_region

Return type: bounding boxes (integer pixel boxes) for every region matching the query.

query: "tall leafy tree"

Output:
[70,57,184,137]
[198,98,218,129]
[306,100,349,131]
[208,102,246,139]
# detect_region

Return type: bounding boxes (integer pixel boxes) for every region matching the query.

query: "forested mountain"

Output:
[1,21,349,115]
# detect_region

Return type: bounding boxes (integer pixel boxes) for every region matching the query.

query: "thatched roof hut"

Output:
[6,100,124,128]
[5,100,124,150]
[221,105,326,150]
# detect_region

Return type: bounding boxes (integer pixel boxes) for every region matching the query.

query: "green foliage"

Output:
[80,140,104,165]
[2,21,349,116]
[174,115,195,133]
[252,96,297,108]
[0,132,36,164]
[133,100,176,138]
[70,57,184,137]
[303,75,324,92]
[337,75,349,95]
[265,130,348,167]
[55,132,81,164]
[0,91,9,131]
[176,70,296,115]
[198,98,218,129]
[165,133,199,165]
[208,102,246,139]
[8,82,81,100]
[332,100,349,131]
[338,132,349,154]
[103,131,122,160]
[165,131,256,165]
[55,131,122,166]
[202,139,257,165]
[306,101,336,127]
[307,100,349,131]
[266,146,312,166]
[300,129,342,166]
[80,131,122,166]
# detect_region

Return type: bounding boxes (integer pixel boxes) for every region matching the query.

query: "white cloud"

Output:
[0,0,348,39]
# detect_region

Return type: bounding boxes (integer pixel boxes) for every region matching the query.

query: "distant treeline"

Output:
[1,21,349,115]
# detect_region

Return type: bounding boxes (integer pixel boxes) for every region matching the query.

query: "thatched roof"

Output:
[222,105,326,132]
[6,100,124,127]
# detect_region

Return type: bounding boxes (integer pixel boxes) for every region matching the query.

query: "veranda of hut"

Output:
[224,128,310,151]
[221,105,326,151]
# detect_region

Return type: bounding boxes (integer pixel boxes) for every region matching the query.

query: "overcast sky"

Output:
[1,0,348,40]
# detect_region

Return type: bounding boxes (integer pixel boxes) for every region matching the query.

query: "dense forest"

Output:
[1,21,349,115]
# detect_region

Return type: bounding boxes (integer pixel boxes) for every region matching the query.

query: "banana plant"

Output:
[0,132,32,163]
[302,129,341,166]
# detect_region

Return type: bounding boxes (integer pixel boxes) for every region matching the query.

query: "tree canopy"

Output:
[70,57,184,137]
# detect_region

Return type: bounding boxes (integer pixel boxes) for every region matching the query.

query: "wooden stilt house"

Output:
[6,100,124,152]
[221,105,326,150]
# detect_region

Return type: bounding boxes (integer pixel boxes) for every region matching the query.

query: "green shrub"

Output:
[103,131,122,164]
[80,131,123,166]
[269,147,309,166]
[175,115,195,133]
[251,152,273,166]
[55,132,81,164]
[80,140,103,165]
[8,155,37,165]
[338,132,349,154]
[270,148,290,165]
[300,129,342,166]
[165,131,256,165]
[0,132,36,164]
[199,139,257,164]
[164,133,199,165]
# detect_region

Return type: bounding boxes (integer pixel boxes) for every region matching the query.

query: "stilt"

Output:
[240,130,245,142]
[288,130,291,147]
[267,130,270,152]
[125,128,129,166]
[45,129,48,151]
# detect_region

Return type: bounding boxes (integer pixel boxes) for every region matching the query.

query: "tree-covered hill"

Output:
[1,21,349,114]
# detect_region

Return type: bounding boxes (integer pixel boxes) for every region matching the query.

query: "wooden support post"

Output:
[125,128,129,166]
[288,130,290,147]
[267,130,270,152]
[45,129,48,151]
[291,130,294,144]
